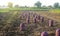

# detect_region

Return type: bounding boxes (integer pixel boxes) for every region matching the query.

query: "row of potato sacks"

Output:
[19,12,59,36]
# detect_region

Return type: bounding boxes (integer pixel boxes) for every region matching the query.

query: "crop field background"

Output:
[0,0,60,36]
[0,10,60,36]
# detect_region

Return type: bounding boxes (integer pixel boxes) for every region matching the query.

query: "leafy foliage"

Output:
[35,1,42,8]
[54,2,60,8]
[8,2,13,8]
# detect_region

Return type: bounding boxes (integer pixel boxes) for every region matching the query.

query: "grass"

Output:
[49,9,60,13]
[0,7,49,13]
[0,7,60,13]
[0,8,10,13]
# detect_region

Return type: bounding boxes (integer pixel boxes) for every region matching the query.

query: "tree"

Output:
[25,6,28,8]
[8,2,13,8]
[54,2,59,8]
[48,5,53,9]
[14,5,19,8]
[42,5,47,9]
[35,1,42,8]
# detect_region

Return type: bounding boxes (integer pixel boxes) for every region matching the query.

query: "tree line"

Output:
[0,1,60,9]
[35,1,60,9]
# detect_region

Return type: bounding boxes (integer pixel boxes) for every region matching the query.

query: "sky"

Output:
[0,0,60,7]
